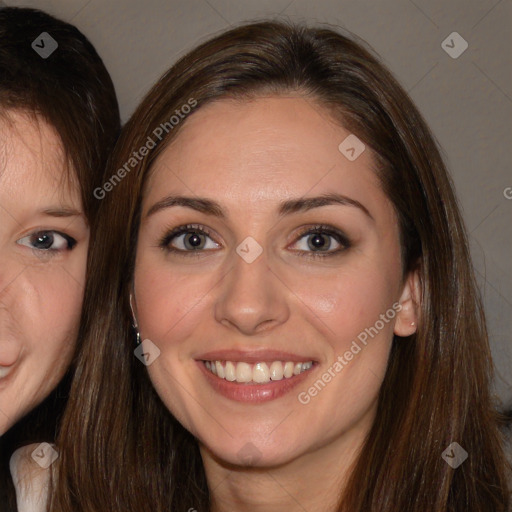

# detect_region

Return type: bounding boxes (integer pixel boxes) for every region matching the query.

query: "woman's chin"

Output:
[201,439,305,469]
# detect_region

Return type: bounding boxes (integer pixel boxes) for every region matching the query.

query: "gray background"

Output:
[4,0,511,407]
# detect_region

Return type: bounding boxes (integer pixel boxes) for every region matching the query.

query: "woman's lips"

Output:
[196,349,318,364]
[196,356,317,403]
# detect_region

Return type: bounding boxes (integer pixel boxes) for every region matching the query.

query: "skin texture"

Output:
[133,96,420,512]
[0,110,88,435]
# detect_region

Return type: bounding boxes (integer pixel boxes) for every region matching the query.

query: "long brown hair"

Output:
[50,20,510,511]
[0,6,120,511]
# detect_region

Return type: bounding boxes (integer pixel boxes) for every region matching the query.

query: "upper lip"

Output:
[196,349,318,363]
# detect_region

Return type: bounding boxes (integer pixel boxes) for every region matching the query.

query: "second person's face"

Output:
[0,111,88,434]
[133,96,418,469]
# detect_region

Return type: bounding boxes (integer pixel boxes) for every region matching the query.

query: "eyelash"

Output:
[159,224,217,259]
[293,224,351,259]
[159,223,351,259]
[17,230,77,255]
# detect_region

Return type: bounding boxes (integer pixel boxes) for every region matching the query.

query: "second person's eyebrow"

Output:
[40,207,83,218]
[146,193,373,222]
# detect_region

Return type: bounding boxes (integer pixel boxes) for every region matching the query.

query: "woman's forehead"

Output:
[0,110,81,209]
[144,96,386,219]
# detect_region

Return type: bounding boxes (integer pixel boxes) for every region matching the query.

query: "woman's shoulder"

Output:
[9,443,54,512]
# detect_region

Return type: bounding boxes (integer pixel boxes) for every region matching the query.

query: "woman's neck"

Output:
[200,409,374,512]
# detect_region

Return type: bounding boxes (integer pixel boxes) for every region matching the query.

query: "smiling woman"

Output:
[49,20,509,512]
[0,6,120,511]
[0,110,88,426]
[134,96,411,421]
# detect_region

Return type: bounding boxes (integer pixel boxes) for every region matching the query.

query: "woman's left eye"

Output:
[160,224,219,253]
[290,226,350,256]
[17,231,77,252]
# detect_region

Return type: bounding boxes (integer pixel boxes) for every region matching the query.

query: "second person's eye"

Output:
[17,230,77,252]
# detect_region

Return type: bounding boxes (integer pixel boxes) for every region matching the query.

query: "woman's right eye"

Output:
[17,230,77,253]
[160,224,220,253]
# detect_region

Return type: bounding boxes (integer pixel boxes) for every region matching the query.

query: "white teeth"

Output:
[269,361,283,380]
[225,361,236,381]
[253,362,270,383]
[204,359,314,384]
[0,367,12,379]
[215,361,225,379]
[236,362,252,383]
[283,362,294,378]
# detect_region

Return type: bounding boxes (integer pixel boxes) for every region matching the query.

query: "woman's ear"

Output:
[394,265,421,337]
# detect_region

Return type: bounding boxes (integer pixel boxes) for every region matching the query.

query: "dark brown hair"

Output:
[0,6,120,225]
[50,20,510,511]
[0,6,120,510]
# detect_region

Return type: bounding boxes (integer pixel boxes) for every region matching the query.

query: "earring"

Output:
[129,293,141,344]
[410,321,416,326]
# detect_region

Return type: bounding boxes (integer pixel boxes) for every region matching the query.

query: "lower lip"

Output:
[197,361,316,403]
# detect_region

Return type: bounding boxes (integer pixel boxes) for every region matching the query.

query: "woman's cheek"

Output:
[26,265,83,353]
[135,268,208,342]
[4,268,83,426]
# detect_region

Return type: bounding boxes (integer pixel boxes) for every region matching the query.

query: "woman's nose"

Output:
[214,246,290,336]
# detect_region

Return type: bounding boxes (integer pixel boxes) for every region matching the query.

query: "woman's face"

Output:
[0,110,88,434]
[134,96,418,468]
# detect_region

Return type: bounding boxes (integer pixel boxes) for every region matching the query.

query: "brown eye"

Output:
[160,224,219,253]
[176,231,207,250]
[17,231,76,251]
[290,225,350,256]
[306,233,334,251]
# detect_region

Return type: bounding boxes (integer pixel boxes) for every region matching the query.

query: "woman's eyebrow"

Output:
[146,197,225,218]
[146,193,374,222]
[40,207,83,218]
[278,193,374,222]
